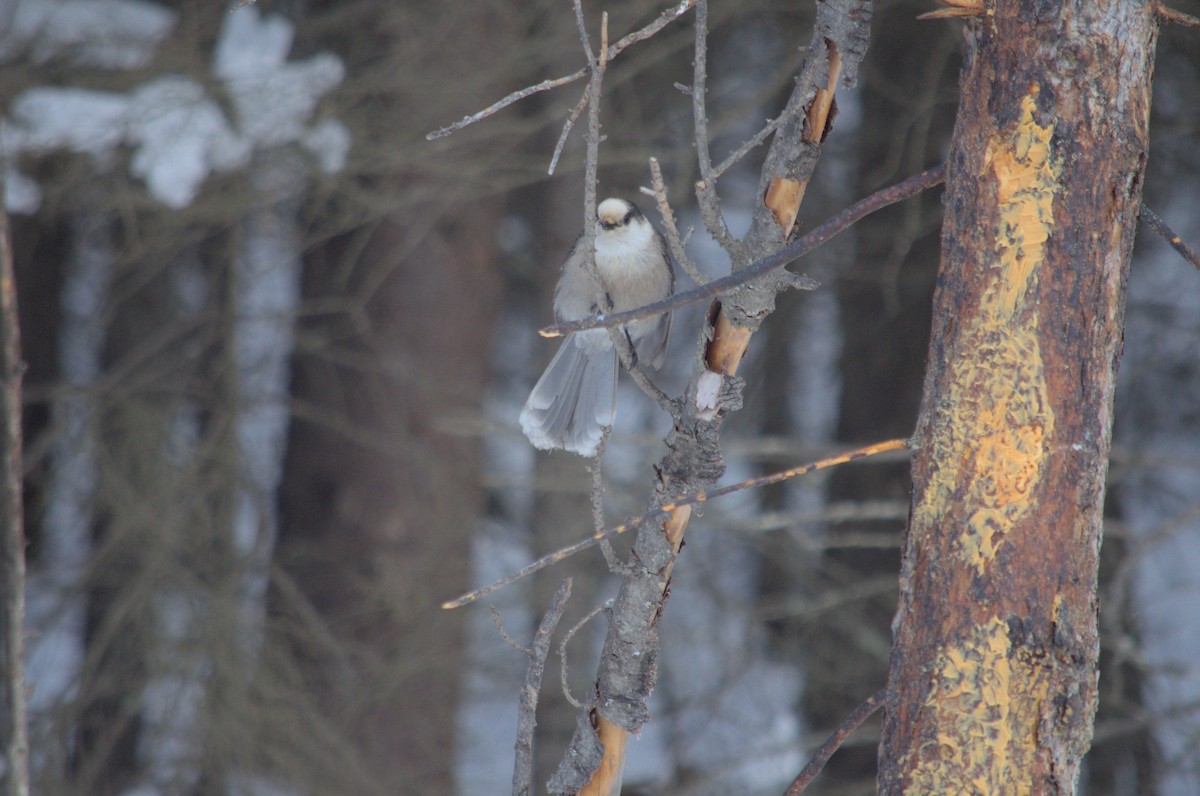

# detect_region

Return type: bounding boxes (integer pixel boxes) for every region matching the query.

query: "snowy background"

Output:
[3,1,1199,794]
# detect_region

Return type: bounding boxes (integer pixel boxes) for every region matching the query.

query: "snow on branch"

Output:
[2,3,349,211]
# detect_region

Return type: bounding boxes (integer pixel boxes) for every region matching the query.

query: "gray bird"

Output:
[520,198,674,457]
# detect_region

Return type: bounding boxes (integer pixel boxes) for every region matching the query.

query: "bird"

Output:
[519,197,674,457]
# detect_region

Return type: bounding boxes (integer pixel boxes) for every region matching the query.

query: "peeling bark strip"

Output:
[879,3,1158,794]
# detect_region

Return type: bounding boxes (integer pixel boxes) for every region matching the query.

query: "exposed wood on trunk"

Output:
[878,2,1158,793]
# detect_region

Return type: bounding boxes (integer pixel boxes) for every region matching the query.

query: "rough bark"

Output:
[878,2,1158,793]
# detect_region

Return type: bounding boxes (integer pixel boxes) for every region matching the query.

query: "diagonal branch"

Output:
[642,157,707,285]
[570,2,876,792]
[442,438,907,610]
[426,1,699,140]
[511,578,572,796]
[1141,203,1200,270]
[541,164,945,338]
[783,687,886,795]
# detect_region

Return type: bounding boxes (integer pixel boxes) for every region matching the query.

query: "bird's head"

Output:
[597,198,643,232]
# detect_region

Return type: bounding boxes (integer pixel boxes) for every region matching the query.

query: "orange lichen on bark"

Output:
[983,88,1056,321]
[912,86,1058,575]
[904,618,1052,794]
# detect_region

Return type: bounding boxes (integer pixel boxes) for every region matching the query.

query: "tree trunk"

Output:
[276,200,502,793]
[878,2,1158,793]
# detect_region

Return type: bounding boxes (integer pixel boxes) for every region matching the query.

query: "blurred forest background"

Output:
[2,0,1199,794]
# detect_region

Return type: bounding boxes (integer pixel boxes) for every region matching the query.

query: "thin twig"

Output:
[614,334,674,411]
[589,431,628,573]
[1141,203,1200,271]
[0,170,29,796]
[541,164,946,338]
[589,432,608,533]
[692,0,714,183]
[643,157,707,285]
[559,599,610,710]
[512,578,573,796]
[573,0,596,63]
[426,0,699,140]
[688,0,744,259]
[783,687,887,795]
[1154,1,1199,26]
[695,178,742,256]
[490,605,532,656]
[428,71,588,141]
[599,7,609,67]
[443,438,909,609]
[712,113,788,180]
[549,88,591,176]
[574,0,602,290]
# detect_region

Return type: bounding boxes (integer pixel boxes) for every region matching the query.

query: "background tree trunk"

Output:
[879,2,1158,792]
[800,7,959,788]
[277,201,503,793]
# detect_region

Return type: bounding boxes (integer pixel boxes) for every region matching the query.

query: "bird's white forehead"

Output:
[598,198,632,225]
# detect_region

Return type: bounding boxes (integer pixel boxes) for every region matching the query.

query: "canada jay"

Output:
[519,198,674,457]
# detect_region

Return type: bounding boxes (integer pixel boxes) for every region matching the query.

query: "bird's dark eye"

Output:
[622,210,635,225]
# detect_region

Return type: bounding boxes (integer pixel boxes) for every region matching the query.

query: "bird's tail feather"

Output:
[520,334,617,457]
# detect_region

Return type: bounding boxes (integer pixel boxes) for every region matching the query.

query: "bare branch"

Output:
[427,71,589,141]
[426,0,699,140]
[548,89,591,176]
[1141,203,1200,271]
[589,433,630,573]
[607,0,698,54]
[783,687,887,795]
[576,0,603,283]
[1154,2,1199,26]
[695,178,742,257]
[559,600,610,710]
[599,8,610,67]
[613,333,674,411]
[711,113,788,180]
[512,578,573,796]
[541,164,946,338]
[0,173,29,796]
[442,438,909,609]
[490,605,532,656]
[688,0,745,260]
[916,0,985,20]
[571,1,875,789]
[643,157,707,285]
[572,0,597,64]
[692,0,715,183]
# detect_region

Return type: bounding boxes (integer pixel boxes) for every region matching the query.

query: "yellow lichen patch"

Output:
[912,87,1058,574]
[982,89,1057,322]
[905,618,1052,794]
